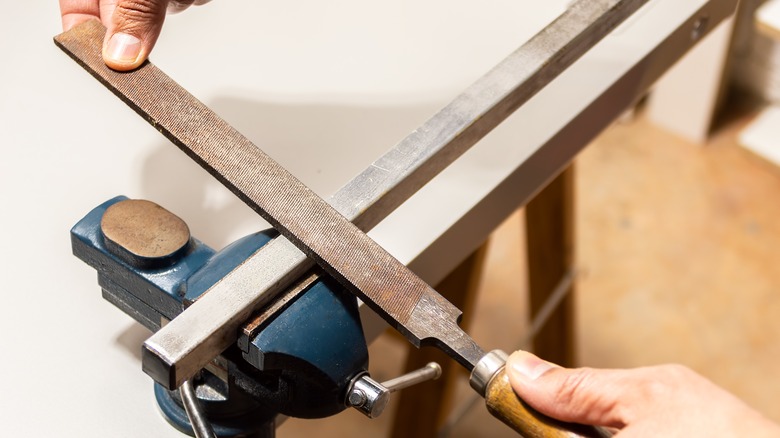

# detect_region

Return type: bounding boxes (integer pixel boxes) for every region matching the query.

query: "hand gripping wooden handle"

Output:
[471,351,612,438]
[485,367,611,437]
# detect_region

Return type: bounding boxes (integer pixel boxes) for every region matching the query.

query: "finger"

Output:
[103,0,169,71]
[60,0,101,31]
[167,0,211,14]
[167,0,194,14]
[506,351,634,428]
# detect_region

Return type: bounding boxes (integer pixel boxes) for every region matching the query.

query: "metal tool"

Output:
[347,362,442,418]
[56,0,650,385]
[73,197,364,435]
[58,14,620,433]
[73,197,446,436]
[56,0,736,434]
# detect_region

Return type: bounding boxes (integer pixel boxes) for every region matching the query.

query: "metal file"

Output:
[55,0,651,391]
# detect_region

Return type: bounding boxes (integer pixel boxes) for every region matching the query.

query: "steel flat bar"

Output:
[331,0,650,232]
[55,0,648,390]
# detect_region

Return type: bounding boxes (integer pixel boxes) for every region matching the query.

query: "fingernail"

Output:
[106,32,141,63]
[507,351,557,380]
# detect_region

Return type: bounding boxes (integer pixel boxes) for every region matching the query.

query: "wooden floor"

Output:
[279,99,780,436]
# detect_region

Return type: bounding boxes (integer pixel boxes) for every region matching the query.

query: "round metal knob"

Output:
[346,362,442,418]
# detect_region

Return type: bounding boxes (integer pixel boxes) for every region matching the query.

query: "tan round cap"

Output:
[101,199,191,268]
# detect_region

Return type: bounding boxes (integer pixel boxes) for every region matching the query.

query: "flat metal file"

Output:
[54,2,664,435]
[56,0,651,394]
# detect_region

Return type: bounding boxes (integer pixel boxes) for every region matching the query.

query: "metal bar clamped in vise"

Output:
[72,196,445,436]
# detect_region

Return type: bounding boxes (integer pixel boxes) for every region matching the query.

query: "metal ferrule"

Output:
[469,350,509,396]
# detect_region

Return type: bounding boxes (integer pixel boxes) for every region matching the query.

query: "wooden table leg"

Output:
[389,243,489,438]
[525,165,576,367]
[389,164,575,435]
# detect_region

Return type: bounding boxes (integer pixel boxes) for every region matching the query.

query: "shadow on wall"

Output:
[138,94,441,249]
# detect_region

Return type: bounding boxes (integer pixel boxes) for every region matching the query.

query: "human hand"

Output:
[59,0,210,71]
[506,351,780,437]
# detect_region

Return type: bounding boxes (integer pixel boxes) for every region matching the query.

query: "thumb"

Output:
[506,351,630,429]
[102,0,169,71]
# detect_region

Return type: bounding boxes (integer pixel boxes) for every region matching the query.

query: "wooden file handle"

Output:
[485,367,612,438]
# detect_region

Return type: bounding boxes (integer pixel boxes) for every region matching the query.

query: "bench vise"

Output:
[72,196,437,437]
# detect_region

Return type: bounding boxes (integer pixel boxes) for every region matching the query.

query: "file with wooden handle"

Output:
[53,0,684,433]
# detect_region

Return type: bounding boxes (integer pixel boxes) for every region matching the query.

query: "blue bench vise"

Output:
[71,196,371,436]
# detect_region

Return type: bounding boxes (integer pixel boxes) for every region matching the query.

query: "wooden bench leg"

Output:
[389,164,575,435]
[525,165,576,367]
[389,243,489,438]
